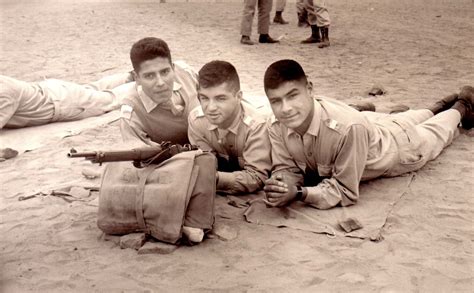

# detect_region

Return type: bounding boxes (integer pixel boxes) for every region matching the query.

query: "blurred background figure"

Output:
[273,0,289,24]
[301,0,330,48]
[296,0,309,27]
[240,0,280,45]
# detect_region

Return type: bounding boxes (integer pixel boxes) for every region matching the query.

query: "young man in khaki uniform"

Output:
[119,37,200,147]
[188,61,271,195]
[116,37,209,243]
[262,59,472,209]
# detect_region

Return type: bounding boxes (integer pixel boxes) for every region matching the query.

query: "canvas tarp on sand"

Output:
[0,110,120,153]
[217,174,416,241]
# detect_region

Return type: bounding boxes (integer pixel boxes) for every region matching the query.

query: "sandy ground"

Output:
[1,0,473,292]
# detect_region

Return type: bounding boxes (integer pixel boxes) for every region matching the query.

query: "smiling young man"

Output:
[262,59,473,209]
[188,60,271,194]
[119,37,199,147]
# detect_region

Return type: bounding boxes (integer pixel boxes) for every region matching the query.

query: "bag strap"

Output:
[135,166,156,233]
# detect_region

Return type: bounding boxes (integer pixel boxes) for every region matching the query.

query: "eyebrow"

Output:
[285,89,299,96]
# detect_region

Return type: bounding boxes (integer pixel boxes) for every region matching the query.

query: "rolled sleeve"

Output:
[304,125,369,209]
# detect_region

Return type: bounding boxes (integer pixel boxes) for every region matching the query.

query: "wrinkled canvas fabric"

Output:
[0,111,120,153]
[98,150,216,244]
[242,174,415,240]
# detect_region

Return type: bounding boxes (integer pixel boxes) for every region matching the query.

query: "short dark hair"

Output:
[263,59,308,92]
[198,60,240,93]
[130,37,172,72]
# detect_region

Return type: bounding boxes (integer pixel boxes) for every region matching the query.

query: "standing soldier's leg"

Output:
[241,0,258,45]
[273,0,288,24]
[303,0,330,47]
[296,0,309,27]
[301,0,321,43]
[258,0,279,43]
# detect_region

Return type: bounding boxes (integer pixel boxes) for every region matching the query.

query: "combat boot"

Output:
[301,25,321,44]
[428,93,458,114]
[240,35,255,45]
[318,26,331,48]
[274,11,289,24]
[348,101,376,112]
[259,34,280,44]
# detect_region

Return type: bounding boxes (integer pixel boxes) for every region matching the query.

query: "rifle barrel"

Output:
[67,147,164,163]
[67,152,97,158]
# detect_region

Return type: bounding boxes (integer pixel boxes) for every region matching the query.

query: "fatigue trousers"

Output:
[241,0,273,36]
[0,73,129,128]
[364,109,460,177]
[304,0,330,27]
[296,0,306,14]
[275,0,286,12]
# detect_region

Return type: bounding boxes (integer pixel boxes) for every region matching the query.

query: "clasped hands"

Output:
[263,174,299,207]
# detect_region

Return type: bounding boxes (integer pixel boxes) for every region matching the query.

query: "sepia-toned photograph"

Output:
[1,0,473,291]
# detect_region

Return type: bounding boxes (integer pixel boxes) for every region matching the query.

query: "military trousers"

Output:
[241,0,273,36]
[0,73,129,128]
[363,109,460,177]
[275,0,286,12]
[304,0,330,27]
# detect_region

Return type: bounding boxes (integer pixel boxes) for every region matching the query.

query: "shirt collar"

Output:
[137,81,183,114]
[287,99,322,138]
[207,104,243,135]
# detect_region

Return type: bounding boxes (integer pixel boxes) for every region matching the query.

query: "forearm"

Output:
[271,168,304,187]
[217,169,266,194]
[301,178,357,209]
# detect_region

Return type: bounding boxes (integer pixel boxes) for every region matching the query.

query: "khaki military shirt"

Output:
[269,97,396,209]
[188,102,271,194]
[119,61,199,147]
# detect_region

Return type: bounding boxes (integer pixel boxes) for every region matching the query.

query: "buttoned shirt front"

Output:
[120,61,199,147]
[188,102,271,194]
[269,97,397,209]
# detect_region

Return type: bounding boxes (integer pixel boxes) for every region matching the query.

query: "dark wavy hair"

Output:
[130,37,172,72]
[198,60,240,93]
[264,59,308,92]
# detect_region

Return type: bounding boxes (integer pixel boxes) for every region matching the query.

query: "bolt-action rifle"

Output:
[68,142,198,168]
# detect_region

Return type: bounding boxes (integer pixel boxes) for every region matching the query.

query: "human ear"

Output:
[132,71,140,85]
[307,81,313,95]
[235,90,243,101]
